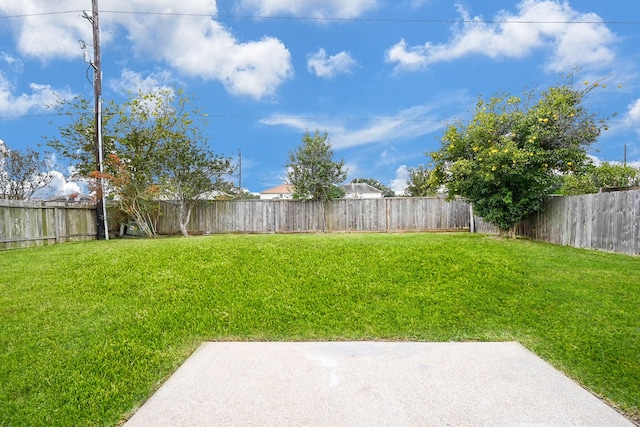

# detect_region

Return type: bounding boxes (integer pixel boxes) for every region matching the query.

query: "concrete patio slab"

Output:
[124,341,633,426]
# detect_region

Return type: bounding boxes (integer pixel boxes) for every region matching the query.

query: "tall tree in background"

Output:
[559,162,640,195]
[404,165,438,197]
[430,78,608,233]
[0,141,53,200]
[286,130,347,201]
[351,178,395,197]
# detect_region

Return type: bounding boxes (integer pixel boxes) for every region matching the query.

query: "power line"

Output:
[0,113,65,119]
[0,9,638,25]
[103,11,640,25]
[0,111,630,124]
[0,112,449,122]
[0,10,83,19]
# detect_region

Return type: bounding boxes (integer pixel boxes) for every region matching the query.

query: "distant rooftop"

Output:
[261,184,294,194]
[341,183,383,194]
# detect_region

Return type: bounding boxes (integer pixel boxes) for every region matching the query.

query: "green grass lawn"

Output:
[1,233,639,426]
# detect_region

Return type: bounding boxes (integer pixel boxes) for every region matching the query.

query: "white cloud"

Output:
[236,0,378,19]
[409,0,430,7]
[307,49,357,78]
[390,165,410,195]
[588,155,640,169]
[624,98,640,131]
[628,160,640,169]
[109,69,179,95]
[385,0,616,73]
[385,39,429,71]
[261,105,447,149]
[30,170,83,199]
[1,52,24,73]
[0,73,75,116]
[1,0,293,100]
[122,14,293,99]
[0,0,92,61]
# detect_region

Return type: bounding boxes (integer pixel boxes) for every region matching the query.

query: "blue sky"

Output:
[1,0,639,196]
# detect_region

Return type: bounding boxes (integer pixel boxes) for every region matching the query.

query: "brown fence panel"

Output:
[326,198,387,232]
[385,197,470,232]
[157,197,471,235]
[0,200,96,249]
[514,190,640,256]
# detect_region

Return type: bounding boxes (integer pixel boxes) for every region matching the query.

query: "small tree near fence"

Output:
[160,136,233,237]
[286,130,347,201]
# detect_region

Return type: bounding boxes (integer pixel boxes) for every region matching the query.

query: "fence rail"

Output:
[156,197,471,235]
[0,200,96,249]
[515,190,640,256]
[2,191,638,256]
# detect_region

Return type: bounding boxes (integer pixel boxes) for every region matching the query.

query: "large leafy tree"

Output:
[430,80,607,233]
[286,130,347,201]
[0,141,53,200]
[47,89,233,237]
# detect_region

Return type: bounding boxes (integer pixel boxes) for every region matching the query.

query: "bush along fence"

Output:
[0,199,97,249]
[1,191,638,256]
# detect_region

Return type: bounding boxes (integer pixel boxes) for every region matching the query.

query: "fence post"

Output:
[385,198,390,233]
[54,207,61,244]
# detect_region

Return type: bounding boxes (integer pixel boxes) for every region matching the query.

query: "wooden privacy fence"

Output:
[514,190,640,256]
[0,200,96,249]
[156,197,472,235]
[2,191,638,256]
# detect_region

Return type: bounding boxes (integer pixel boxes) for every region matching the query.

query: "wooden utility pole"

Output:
[90,0,108,239]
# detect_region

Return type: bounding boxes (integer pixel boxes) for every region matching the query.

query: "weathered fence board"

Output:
[156,197,471,235]
[0,200,96,249]
[515,190,640,256]
[3,191,639,256]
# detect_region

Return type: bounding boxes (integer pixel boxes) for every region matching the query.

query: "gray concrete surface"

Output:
[124,341,634,426]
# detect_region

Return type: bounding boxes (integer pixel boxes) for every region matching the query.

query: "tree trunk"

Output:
[178,200,192,238]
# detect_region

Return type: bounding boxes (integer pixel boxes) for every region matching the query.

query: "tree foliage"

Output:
[351,178,395,197]
[404,165,438,197]
[0,142,53,200]
[559,162,640,195]
[430,80,607,232]
[286,130,347,201]
[99,152,161,237]
[45,96,114,178]
[160,135,233,237]
[48,89,233,237]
